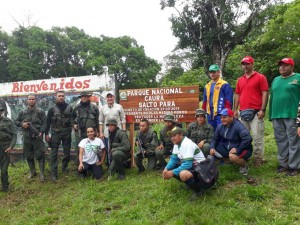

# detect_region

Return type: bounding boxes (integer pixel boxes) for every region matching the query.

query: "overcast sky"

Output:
[0,0,178,62]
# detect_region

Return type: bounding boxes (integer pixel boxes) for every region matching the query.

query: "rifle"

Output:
[24,121,41,139]
[107,134,112,165]
[137,136,145,159]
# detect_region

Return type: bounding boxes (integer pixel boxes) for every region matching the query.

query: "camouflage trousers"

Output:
[0,142,11,191]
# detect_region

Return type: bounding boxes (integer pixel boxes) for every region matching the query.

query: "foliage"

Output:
[225,0,300,84]
[161,0,278,74]
[1,118,300,224]
[0,26,160,90]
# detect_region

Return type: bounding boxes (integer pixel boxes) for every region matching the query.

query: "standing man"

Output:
[72,91,99,165]
[134,119,159,173]
[156,114,179,169]
[234,56,269,167]
[186,109,214,157]
[99,91,126,165]
[0,107,17,192]
[202,64,233,130]
[269,58,300,176]
[45,91,73,182]
[15,95,47,181]
[106,119,131,180]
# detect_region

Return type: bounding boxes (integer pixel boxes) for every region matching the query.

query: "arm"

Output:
[97,148,106,165]
[45,107,54,138]
[205,125,214,144]
[297,101,300,137]
[111,131,130,153]
[6,120,17,153]
[257,91,268,119]
[165,154,180,170]
[78,147,84,171]
[98,107,104,139]
[202,87,207,111]
[120,105,126,130]
[172,160,193,176]
[224,83,233,110]
[39,110,47,136]
[234,93,240,118]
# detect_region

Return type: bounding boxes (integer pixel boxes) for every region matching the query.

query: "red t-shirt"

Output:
[235,72,269,110]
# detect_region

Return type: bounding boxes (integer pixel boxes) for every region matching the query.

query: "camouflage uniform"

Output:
[72,101,99,164]
[107,119,131,179]
[0,111,17,192]
[46,103,73,178]
[134,128,159,171]
[15,106,47,181]
[186,121,214,157]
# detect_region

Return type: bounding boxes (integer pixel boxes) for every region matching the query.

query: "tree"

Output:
[161,0,278,75]
[0,29,9,82]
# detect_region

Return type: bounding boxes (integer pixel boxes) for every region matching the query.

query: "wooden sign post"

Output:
[119,86,199,167]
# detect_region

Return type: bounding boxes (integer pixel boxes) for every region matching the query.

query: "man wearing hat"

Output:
[106,118,130,180]
[186,109,214,157]
[162,127,212,201]
[269,58,300,176]
[210,109,253,175]
[15,94,47,181]
[45,90,73,182]
[156,114,180,169]
[234,56,269,167]
[202,64,233,130]
[72,91,99,165]
[0,107,17,192]
[99,91,126,166]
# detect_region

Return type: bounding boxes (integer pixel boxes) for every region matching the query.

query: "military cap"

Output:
[170,127,184,136]
[79,91,92,97]
[163,114,176,124]
[195,109,206,117]
[106,118,118,126]
[0,107,4,111]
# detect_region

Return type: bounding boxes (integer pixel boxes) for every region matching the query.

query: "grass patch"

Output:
[1,119,300,225]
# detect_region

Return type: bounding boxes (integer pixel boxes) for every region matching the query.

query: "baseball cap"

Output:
[241,56,254,64]
[278,58,294,66]
[170,127,184,136]
[209,64,220,72]
[219,108,234,117]
[106,91,115,97]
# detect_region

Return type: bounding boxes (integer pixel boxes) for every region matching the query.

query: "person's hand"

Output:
[163,170,174,180]
[5,147,12,153]
[73,124,79,130]
[198,140,205,148]
[298,127,300,137]
[38,132,43,138]
[78,163,84,172]
[234,110,239,119]
[99,133,104,140]
[156,144,163,151]
[210,149,215,156]
[96,160,103,166]
[229,148,237,154]
[257,110,265,119]
[22,122,29,129]
[162,168,168,179]
[45,135,50,143]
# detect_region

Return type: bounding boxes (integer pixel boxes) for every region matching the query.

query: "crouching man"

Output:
[210,109,253,175]
[162,127,214,201]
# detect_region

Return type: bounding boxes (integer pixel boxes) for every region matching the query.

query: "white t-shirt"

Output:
[78,137,105,165]
[173,137,205,163]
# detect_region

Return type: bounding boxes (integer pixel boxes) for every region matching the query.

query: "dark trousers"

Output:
[0,143,10,191]
[78,162,103,179]
[49,131,71,175]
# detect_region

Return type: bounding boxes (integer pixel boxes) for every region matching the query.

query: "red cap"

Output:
[241,56,254,64]
[278,58,294,66]
[219,109,234,117]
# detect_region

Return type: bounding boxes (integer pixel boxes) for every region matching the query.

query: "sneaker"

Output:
[286,169,299,176]
[277,166,287,173]
[239,166,248,175]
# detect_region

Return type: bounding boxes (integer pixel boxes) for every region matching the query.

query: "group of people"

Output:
[0,56,299,199]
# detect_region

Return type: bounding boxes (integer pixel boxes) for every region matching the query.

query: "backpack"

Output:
[194,155,219,185]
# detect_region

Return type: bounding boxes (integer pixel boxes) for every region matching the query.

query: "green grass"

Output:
[1,119,300,225]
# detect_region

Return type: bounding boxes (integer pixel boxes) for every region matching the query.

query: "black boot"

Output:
[185,178,204,201]
[38,158,45,182]
[27,159,37,179]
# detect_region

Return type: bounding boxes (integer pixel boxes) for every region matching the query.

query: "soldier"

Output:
[186,109,214,157]
[0,107,17,192]
[134,119,159,173]
[107,119,130,180]
[156,114,180,169]
[72,91,99,165]
[99,91,126,165]
[45,91,73,182]
[15,95,47,181]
